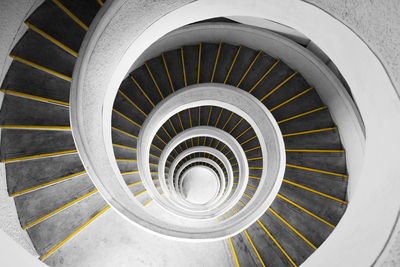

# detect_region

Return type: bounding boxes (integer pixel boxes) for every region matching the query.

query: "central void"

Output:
[181,166,218,205]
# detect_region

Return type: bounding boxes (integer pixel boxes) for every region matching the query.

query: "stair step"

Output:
[11,29,75,79]
[1,60,71,104]
[26,0,86,53]
[0,94,69,127]
[14,173,95,228]
[6,153,84,196]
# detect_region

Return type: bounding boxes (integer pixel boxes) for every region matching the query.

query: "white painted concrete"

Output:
[182,166,218,205]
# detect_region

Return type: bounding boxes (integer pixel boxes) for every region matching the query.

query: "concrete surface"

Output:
[304,0,400,96]
[44,208,233,267]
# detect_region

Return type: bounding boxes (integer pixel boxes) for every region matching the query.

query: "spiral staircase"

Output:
[2,0,397,266]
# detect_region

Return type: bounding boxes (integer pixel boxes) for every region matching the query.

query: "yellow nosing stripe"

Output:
[244,146,261,153]
[278,106,328,124]
[162,53,174,92]
[41,205,110,260]
[224,46,242,84]
[235,126,251,140]
[113,109,141,128]
[248,157,263,161]
[283,127,337,137]
[144,199,153,206]
[134,189,147,197]
[229,238,240,267]
[118,90,147,117]
[97,0,104,6]
[269,207,317,250]
[249,176,261,180]
[121,171,139,175]
[286,149,344,153]
[127,180,142,187]
[244,230,265,267]
[283,179,348,204]
[257,220,297,267]
[243,193,252,199]
[52,0,88,31]
[25,22,78,57]
[286,164,348,177]
[23,189,98,229]
[10,171,86,197]
[240,135,257,146]
[260,71,298,102]
[10,55,72,81]
[180,47,187,87]
[229,118,243,134]
[197,43,202,84]
[248,59,280,94]
[1,89,69,106]
[130,76,155,107]
[0,125,71,131]
[111,127,138,139]
[145,62,164,99]
[113,143,136,150]
[116,159,137,162]
[2,149,77,163]
[270,87,314,112]
[211,42,222,83]
[277,194,335,228]
[236,50,262,88]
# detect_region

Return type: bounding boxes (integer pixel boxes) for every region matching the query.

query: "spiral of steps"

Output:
[0,0,349,266]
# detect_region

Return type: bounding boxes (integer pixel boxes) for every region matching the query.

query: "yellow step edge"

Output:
[248,157,263,161]
[145,62,165,98]
[270,87,314,112]
[97,0,104,6]
[240,135,257,146]
[127,180,142,187]
[197,43,202,84]
[134,189,147,197]
[121,171,139,175]
[282,127,337,137]
[268,207,317,250]
[130,75,155,107]
[116,159,137,162]
[286,163,348,178]
[143,199,153,206]
[229,238,240,267]
[249,175,261,180]
[10,55,72,81]
[112,143,136,150]
[210,42,222,83]
[257,220,297,267]
[113,109,141,128]
[260,71,298,102]
[0,125,71,131]
[248,59,280,94]
[244,146,261,153]
[236,50,262,88]
[23,189,98,230]
[278,106,328,124]
[235,126,251,140]
[161,53,175,92]
[41,205,110,260]
[52,0,88,31]
[224,45,242,84]
[180,47,187,87]
[0,89,69,106]
[285,149,345,153]
[283,179,348,204]
[111,127,138,139]
[244,230,265,267]
[277,194,335,228]
[118,90,148,117]
[10,171,86,197]
[2,149,77,163]
[25,22,78,57]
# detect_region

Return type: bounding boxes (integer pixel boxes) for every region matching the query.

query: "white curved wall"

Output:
[70,0,400,265]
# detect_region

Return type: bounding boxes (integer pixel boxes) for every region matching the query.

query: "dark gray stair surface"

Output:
[1,60,70,103]
[0,95,69,126]
[6,153,84,196]
[11,29,75,78]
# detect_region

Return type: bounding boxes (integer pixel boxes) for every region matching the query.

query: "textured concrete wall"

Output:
[304,0,400,95]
